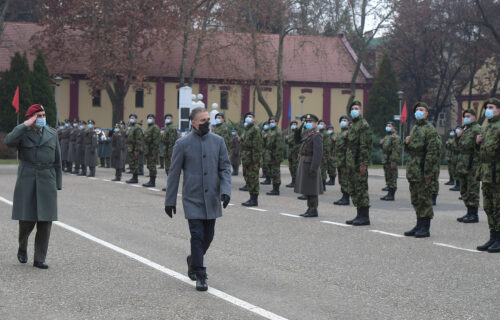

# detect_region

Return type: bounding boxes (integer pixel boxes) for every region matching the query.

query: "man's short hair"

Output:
[190,107,208,121]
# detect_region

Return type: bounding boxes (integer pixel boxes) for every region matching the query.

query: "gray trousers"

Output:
[19,221,52,263]
[307,195,318,209]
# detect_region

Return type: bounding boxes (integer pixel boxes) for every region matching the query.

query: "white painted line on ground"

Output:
[0,195,288,320]
[114,181,125,184]
[130,184,141,188]
[247,207,268,212]
[101,179,111,182]
[320,221,352,227]
[228,203,235,206]
[280,213,301,218]
[369,230,404,238]
[148,188,161,192]
[433,242,480,253]
[88,177,98,180]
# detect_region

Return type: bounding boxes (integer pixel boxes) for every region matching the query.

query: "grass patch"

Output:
[0,159,18,164]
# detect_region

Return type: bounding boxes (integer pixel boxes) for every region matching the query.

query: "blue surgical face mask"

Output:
[327,130,333,135]
[59,126,64,130]
[129,118,135,124]
[88,124,93,129]
[291,125,297,130]
[305,123,313,131]
[485,109,495,119]
[385,126,392,132]
[64,123,69,127]
[245,117,252,124]
[73,123,77,127]
[114,128,119,133]
[455,128,461,134]
[215,118,222,125]
[350,109,360,118]
[147,118,153,124]
[318,124,324,130]
[79,125,84,130]
[35,118,46,128]
[263,125,269,130]
[463,118,471,125]
[165,118,171,124]
[414,110,425,120]
[449,132,455,136]
[340,121,347,128]
[270,122,276,129]
[243,122,248,127]
[231,131,236,136]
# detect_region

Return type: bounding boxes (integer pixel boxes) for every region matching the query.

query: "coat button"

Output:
[205,189,208,192]
[204,172,207,176]
[203,154,206,158]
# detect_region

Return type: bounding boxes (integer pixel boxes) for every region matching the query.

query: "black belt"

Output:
[20,161,54,170]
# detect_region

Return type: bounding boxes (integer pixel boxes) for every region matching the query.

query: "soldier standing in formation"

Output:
[84,120,98,177]
[286,120,300,188]
[294,114,323,217]
[264,117,283,196]
[230,128,241,176]
[159,127,166,169]
[97,128,111,168]
[333,116,351,205]
[404,102,441,238]
[59,120,71,172]
[325,125,336,186]
[429,120,442,206]
[240,112,263,207]
[111,125,125,181]
[76,120,87,176]
[214,113,231,155]
[161,113,179,191]
[445,129,457,185]
[126,114,143,184]
[143,114,161,188]
[449,127,460,192]
[455,110,481,223]
[68,120,79,174]
[380,121,401,201]
[345,101,372,225]
[260,121,271,184]
[317,120,330,191]
[476,98,500,252]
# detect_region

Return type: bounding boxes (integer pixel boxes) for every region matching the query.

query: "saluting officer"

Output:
[143,114,161,188]
[333,116,351,205]
[84,120,98,177]
[286,120,300,188]
[294,114,323,217]
[380,121,401,201]
[126,114,143,184]
[240,112,263,207]
[404,102,441,238]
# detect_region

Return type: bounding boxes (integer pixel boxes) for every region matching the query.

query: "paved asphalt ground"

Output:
[1,164,499,320]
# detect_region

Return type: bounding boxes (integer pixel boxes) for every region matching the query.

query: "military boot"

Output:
[260,176,271,185]
[450,181,460,191]
[323,180,326,191]
[195,274,208,291]
[334,193,350,205]
[380,189,395,201]
[477,230,496,251]
[126,174,139,184]
[346,208,361,225]
[456,209,468,222]
[286,178,295,188]
[432,194,437,206]
[142,176,156,188]
[302,208,318,217]
[88,167,96,177]
[445,179,454,185]
[239,185,248,191]
[381,186,389,191]
[112,169,122,181]
[266,184,280,196]
[297,194,307,200]
[487,231,500,253]
[462,206,479,223]
[414,218,431,238]
[326,175,336,185]
[242,194,258,207]
[352,207,370,226]
[78,167,87,176]
[404,218,422,236]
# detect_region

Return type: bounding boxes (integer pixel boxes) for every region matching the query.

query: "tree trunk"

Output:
[276,10,286,120]
[106,80,129,126]
[490,71,500,97]
[0,0,12,42]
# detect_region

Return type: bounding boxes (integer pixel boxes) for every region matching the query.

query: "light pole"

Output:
[299,95,306,116]
[397,90,404,166]
[54,76,63,126]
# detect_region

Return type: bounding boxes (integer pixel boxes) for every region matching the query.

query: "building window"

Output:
[92,90,101,107]
[135,89,144,108]
[220,91,228,110]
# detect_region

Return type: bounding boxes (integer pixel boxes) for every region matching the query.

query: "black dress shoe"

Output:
[196,275,208,291]
[17,249,27,264]
[33,261,49,269]
[239,185,248,191]
[297,195,307,200]
[187,255,196,281]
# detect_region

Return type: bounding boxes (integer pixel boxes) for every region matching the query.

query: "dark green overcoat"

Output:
[4,124,62,221]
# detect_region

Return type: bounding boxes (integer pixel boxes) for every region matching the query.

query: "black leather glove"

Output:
[221,194,230,209]
[165,206,176,218]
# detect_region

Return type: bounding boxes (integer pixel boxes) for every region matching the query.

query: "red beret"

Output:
[25,104,45,118]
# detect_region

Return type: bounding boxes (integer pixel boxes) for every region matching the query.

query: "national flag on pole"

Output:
[401,101,407,124]
[12,86,19,113]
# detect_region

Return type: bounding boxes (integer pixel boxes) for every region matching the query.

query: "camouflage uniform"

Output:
[214,123,231,156]
[261,125,271,183]
[143,121,161,178]
[326,129,337,184]
[318,126,332,187]
[240,121,263,198]
[161,122,178,175]
[286,127,300,187]
[266,124,283,188]
[127,122,143,175]
[382,130,401,191]
[445,134,457,183]
[335,124,349,197]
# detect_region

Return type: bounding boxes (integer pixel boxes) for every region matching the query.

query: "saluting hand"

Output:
[343,130,349,137]
[476,134,483,144]
[405,136,411,144]
[390,162,396,169]
[359,165,367,175]
[23,115,37,127]
[424,178,431,185]
[134,151,139,158]
[221,194,230,209]
[165,206,176,218]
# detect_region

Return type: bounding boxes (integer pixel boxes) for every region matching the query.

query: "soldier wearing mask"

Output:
[317,120,330,191]
[126,114,143,184]
[142,114,161,188]
[240,112,263,206]
[476,98,500,252]
[264,117,283,196]
[449,127,461,192]
[380,121,401,201]
[294,114,323,217]
[213,113,231,156]
[68,119,79,174]
[333,116,351,205]
[345,101,372,225]
[76,120,87,176]
[325,125,337,186]
[404,102,441,238]
[60,119,71,172]
[111,125,125,181]
[445,129,457,185]
[260,121,271,185]
[84,120,98,177]
[286,120,300,188]
[161,113,179,191]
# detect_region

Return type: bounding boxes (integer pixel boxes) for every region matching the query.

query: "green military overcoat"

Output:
[4,124,62,221]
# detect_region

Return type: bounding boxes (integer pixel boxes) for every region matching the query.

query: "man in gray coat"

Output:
[164,107,231,292]
[4,104,62,269]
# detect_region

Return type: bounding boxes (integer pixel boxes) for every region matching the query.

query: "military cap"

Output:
[349,100,362,111]
[290,120,298,125]
[64,119,69,123]
[462,109,476,118]
[327,125,334,130]
[455,125,463,129]
[73,118,79,123]
[483,98,500,109]
[25,104,44,118]
[448,128,454,132]
[303,114,319,122]
[161,127,166,130]
[412,102,429,113]
[129,113,138,118]
[88,119,95,124]
[164,113,174,118]
[269,116,279,122]
[79,120,87,125]
[318,119,327,124]
[244,111,255,118]
[118,120,125,125]
[300,115,306,121]
[215,113,225,119]
[339,115,351,123]
[147,113,155,119]
[386,121,395,126]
